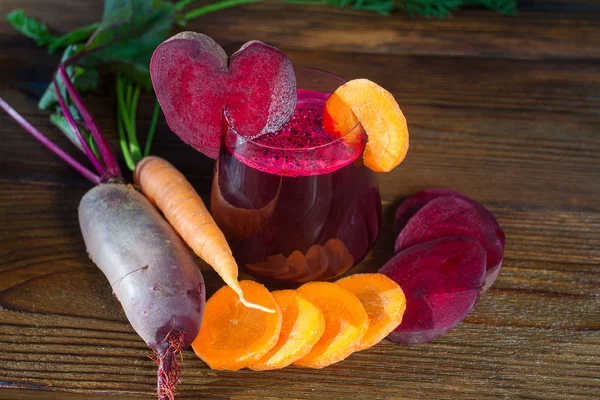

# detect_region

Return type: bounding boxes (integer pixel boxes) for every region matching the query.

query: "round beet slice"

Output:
[394,188,505,248]
[380,237,486,344]
[394,196,504,291]
[150,32,229,159]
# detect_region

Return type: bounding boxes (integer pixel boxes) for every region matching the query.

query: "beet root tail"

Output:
[154,331,184,400]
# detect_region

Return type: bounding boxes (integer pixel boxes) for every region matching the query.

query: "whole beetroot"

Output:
[2,68,207,400]
[79,184,205,399]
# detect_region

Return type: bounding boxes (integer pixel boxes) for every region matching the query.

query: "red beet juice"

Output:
[211,89,382,282]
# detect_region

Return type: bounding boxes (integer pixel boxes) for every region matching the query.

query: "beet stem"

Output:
[0,96,101,184]
[57,64,121,178]
[52,78,106,176]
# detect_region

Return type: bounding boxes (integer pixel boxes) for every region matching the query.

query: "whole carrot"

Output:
[113,72,270,313]
[134,156,273,313]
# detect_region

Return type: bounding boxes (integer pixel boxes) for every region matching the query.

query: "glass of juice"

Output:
[211,68,382,282]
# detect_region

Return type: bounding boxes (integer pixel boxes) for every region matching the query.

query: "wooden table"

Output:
[1,1,599,399]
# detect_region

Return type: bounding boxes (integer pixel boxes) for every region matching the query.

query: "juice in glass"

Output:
[211,69,382,282]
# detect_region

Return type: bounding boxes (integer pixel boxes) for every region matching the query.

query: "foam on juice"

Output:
[226,89,364,177]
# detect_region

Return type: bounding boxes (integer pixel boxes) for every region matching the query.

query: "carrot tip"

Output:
[229,281,275,313]
[239,296,276,313]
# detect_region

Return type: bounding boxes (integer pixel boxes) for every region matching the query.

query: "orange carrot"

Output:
[246,254,290,278]
[336,273,406,351]
[134,156,273,313]
[324,79,409,172]
[192,280,282,371]
[300,245,330,282]
[293,282,368,369]
[323,238,354,278]
[249,290,325,371]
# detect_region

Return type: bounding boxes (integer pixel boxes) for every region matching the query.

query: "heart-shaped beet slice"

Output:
[151,33,297,159]
[394,196,504,291]
[227,41,297,139]
[394,189,505,249]
[150,32,229,159]
[380,237,486,344]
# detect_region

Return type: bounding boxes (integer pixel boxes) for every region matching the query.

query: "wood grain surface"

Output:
[1,0,599,399]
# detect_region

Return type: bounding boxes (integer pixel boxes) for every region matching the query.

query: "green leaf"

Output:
[50,113,101,159]
[6,9,97,54]
[47,22,100,54]
[476,0,516,15]
[49,113,83,150]
[39,45,99,111]
[81,0,175,85]
[316,0,516,17]
[399,0,461,17]
[85,0,134,52]
[184,0,263,20]
[6,9,57,46]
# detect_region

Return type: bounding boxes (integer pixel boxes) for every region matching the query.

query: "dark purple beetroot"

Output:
[79,184,205,399]
[150,32,297,159]
[395,196,504,292]
[380,237,486,344]
[227,41,297,139]
[394,189,505,247]
[150,32,229,159]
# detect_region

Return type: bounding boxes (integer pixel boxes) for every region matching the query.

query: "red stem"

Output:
[57,65,121,178]
[0,96,101,184]
[53,78,106,176]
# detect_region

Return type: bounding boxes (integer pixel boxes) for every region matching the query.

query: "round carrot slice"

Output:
[324,79,409,172]
[293,282,368,369]
[323,238,354,278]
[192,280,282,371]
[336,273,406,351]
[249,290,325,371]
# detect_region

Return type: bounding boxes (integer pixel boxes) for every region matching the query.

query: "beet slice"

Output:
[150,32,229,159]
[394,189,505,248]
[151,34,297,158]
[394,196,504,291]
[380,237,486,344]
[226,41,297,139]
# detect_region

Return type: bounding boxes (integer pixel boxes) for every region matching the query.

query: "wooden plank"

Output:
[0,309,598,399]
[1,1,600,62]
[0,0,599,398]
[0,389,138,399]
[197,4,600,60]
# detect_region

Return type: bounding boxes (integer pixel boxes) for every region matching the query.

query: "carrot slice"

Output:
[249,290,325,371]
[324,79,409,172]
[293,282,368,368]
[277,250,308,281]
[191,280,282,371]
[336,273,406,351]
[323,238,354,278]
[246,254,289,278]
[298,245,329,282]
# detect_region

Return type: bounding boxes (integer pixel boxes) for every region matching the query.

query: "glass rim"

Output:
[223,67,361,152]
